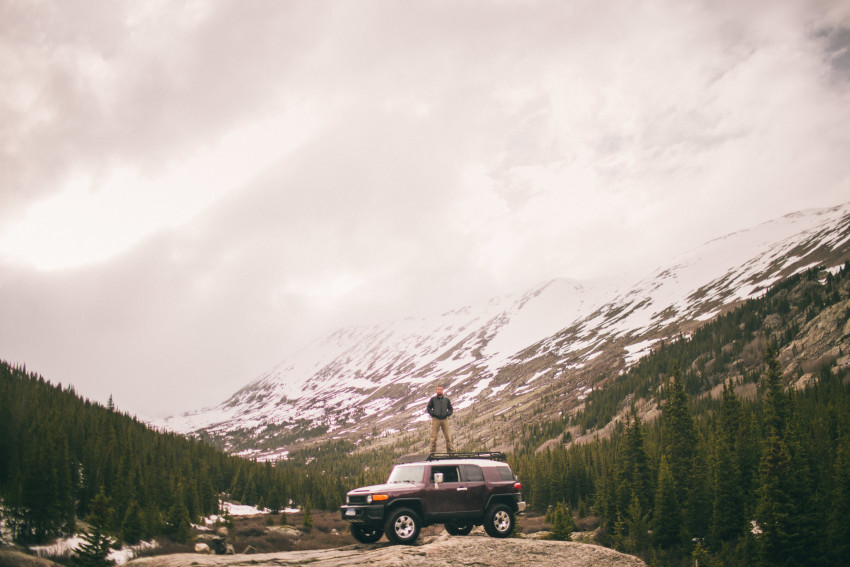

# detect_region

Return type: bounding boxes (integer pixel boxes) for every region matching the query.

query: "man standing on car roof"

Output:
[427,385,454,453]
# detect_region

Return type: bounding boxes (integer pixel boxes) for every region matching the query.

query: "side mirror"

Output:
[434,472,444,487]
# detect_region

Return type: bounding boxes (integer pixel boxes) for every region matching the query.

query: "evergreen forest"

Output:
[2,263,849,567]
[0,364,341,547]
[510,263,850,566]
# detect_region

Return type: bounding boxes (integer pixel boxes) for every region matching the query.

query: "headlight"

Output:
[366,495,372,504]
[346,495,350,504]
[366,494,388,504]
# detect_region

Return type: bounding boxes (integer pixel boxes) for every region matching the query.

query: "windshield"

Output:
[387,465,425,483]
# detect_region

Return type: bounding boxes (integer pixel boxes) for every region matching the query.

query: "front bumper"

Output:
[340,504,385,525]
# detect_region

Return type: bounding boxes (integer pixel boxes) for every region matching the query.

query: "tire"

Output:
[483,504,514,538]
[445,523,473,536]
[350,524,383,543]
[384,507,421,545]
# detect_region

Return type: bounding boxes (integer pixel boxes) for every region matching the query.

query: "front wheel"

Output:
[483,504,514,538]
[445,523,473,536]
[350,524,382,543]
[384,507,421,545]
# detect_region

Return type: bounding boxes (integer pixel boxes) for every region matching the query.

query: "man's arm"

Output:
[446,398,453,417]
[426,397,434,416]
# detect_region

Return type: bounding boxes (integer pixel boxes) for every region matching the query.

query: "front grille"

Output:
[348,495,369,504]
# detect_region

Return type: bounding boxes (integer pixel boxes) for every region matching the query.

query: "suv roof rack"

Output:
[427,451,507,462]
[394,451,509,465]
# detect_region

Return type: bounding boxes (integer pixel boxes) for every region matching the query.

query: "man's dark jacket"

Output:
[427,395,453,420]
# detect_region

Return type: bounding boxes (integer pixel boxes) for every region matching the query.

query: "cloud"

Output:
[0,100,327,269]
[1,0,849,417]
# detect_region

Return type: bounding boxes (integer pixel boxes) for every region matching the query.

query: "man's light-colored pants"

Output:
[430,417,454,453]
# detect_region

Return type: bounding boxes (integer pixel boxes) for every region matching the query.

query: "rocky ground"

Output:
[126,532,646,567]
[0,549,62,567]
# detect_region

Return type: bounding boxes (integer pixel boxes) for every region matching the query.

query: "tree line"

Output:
[0,363,320,546]
[509,263,850,566]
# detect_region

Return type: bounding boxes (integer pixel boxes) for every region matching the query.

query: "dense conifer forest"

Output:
[2,263,849,567]
[509,263,850,566]
[0,364,323,546]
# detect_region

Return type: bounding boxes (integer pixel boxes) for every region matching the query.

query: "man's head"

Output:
[436,386,444,397]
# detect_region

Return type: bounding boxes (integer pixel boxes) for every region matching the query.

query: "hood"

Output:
[347,483,398,494]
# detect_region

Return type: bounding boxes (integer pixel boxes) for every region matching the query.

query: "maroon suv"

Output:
[340,452,526,545]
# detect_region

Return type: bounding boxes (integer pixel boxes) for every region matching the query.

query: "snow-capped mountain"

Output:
[163,203,850,458]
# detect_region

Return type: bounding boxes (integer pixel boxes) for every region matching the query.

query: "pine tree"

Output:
[53,433,77,537]
[201,472,217,517]
[531,458,551,511]
[268,487,282,514]
[623,493,650,555]
[73,489,114,567]
[691,541,721,567]
[761,344,788,438]
[737,410,762,516]
[612,511,627,552]
[165,501,192,543]
[684,444,712,540]
[187,479,201,521]
[710,382,744,545]
[828,434,850,563]
[121,500,144,545]
[302,500,313,530]
[660,363,695,503]
[142,501,161,540]
[597,466,618,534]
[548,502,574,541]
[618,413,653,514]
[782,409,822,565]
[577,498,588,519]
[735,530,760,567]
[652,456,681,548]
[245,479,258,506]
[18,434,62,543]
[755,432,795,567]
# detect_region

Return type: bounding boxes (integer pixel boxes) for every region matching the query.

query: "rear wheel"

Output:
[384,507,421,545]
[445,523,473,536]
[350,524,382,543]
[483,504,514,538]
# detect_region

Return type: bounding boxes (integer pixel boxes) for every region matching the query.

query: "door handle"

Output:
[457,487,467,491]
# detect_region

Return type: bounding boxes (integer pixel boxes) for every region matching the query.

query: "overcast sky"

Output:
[1,0,849,419]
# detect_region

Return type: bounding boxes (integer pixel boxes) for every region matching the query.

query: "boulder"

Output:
[194,543,210,554]
[266,525,301,540]
[212,536,228,555]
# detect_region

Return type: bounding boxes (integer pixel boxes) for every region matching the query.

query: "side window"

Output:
[496,465,514,481]
[430,465,460,483]
[460,464,484,482]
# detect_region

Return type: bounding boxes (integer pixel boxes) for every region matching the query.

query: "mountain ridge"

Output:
[162,202,850,458]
